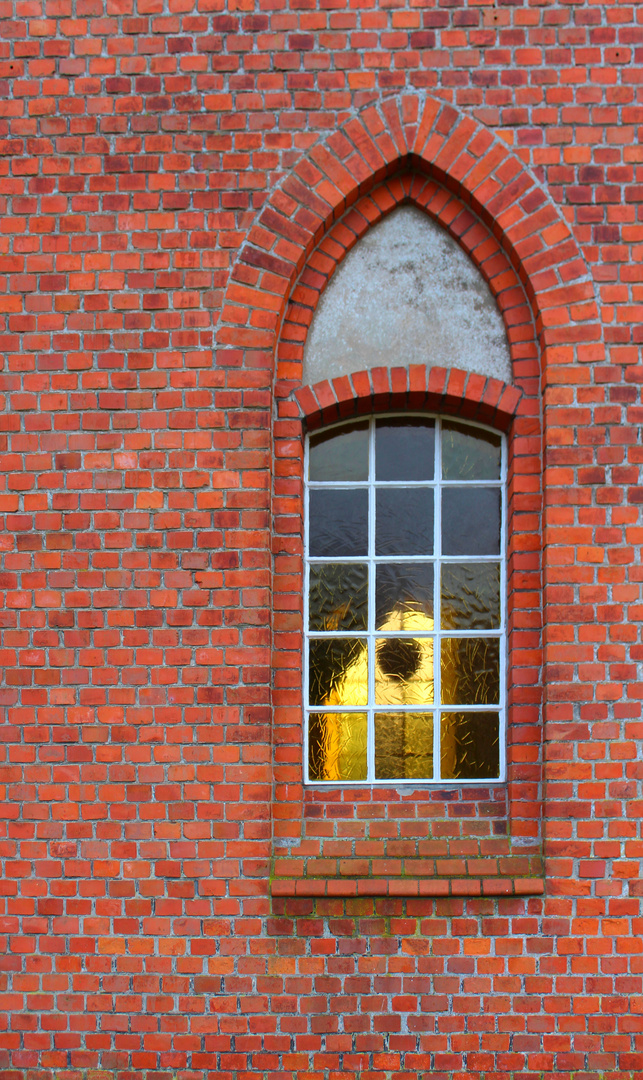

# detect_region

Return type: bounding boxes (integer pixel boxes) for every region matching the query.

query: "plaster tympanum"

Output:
[303,205,512,386]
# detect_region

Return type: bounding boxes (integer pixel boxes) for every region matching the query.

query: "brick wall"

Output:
[1,2,642,1078]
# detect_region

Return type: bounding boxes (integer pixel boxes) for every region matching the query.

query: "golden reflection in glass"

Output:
[375,712,433,780]
[441,636,499,706]
[310,608,435,781]
[305,416,505,783]
[376,562,433,629]
[309,712,367,781]
[375,612,434,706]
[441,711,499,780]
[308,638,368,707]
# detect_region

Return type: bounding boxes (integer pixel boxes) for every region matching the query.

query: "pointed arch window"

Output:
[304,415,506,785]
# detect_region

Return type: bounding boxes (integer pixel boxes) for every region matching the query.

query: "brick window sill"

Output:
[270,876,545,898]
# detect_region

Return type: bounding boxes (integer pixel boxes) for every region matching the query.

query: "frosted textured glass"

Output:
[375,712,434,781]
[375,637,434,706]
[376,562,434,628]
[376,489,433,555]
[441,563,500,631]
[309,489,368,557]
[309,563,368,632]
[309,638,368,706]
[441,711,500,780]
[309,421,369,481]
[441,637,500,706]
[442,488,501,556]
[442,421,501,481]
[375,418,435,481]
[309,713,367,782]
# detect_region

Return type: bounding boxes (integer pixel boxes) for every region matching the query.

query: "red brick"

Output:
[0,22,634,1078]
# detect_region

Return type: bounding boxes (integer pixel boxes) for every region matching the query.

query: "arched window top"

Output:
[303,206,512,388]
[304,414,506,786]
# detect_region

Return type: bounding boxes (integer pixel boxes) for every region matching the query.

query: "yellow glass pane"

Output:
[441,711,500,780]
[375,712,433,780]
[375,636,434,706]
[309,712,367,781]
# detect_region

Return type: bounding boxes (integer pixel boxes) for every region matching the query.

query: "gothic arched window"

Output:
[304,415,505,785]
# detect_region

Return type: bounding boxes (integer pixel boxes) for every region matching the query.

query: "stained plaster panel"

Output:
[302,205,512,387]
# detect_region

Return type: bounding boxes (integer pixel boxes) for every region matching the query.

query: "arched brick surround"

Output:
[294,369,522,434]
[217,93,600,376]
[215,93,602,897]
[276,171,539,398]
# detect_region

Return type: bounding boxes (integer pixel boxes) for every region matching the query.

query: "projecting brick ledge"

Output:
[270,877,545,898]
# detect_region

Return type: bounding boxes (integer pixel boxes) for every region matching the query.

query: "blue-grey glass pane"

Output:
[441,637,500,706]
[442,421,501,481]
[376,418,435,481]
[376,489,433,556]
[309,421,369,482]
[309,563,368,632]
[375,712,434,780]
[441,563,500,630]
[441,487,500,556]
[376,562,434,629]
[441,711,500,780]
[309,489,368,557]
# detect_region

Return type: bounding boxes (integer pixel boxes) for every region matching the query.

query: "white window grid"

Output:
[303,413,507,786]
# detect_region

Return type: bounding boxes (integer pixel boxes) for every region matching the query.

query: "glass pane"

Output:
[375,712,434,781]
[309,563,368,632]
[375,637,434,705]
[376,418,435,481]
[309,712,367,781]
[309,489,368,557]
[441,711,500,780]
[442,421,501,481]
[441,563,500,631]
[441,637,500,706]
[441,487,500,556]
[309,421,369,482]
[376,563,434,630]
[309,638,367,707]
[376,489,433,556]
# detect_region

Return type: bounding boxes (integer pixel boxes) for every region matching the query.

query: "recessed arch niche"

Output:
[302,204,512,389]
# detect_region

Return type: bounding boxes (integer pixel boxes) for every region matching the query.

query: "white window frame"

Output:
[303,413,507,786]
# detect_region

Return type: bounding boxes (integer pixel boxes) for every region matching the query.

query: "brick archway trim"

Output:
[279,172,538,394]
[295,365,523,433]
[218,93,601,369]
